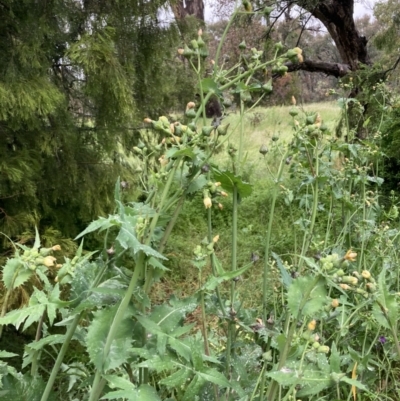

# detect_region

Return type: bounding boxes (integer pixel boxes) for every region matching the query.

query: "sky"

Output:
[204,0,377,22]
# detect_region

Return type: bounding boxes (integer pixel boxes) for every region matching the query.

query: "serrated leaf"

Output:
[86,305,134,371]
[198,368,231,387]
[0,351,18,358]
[213,169,252,198]
[166,147,196,160]
[272,252,292,288]
[0,287,59,331]
[75,215,120,240]
[137,355,175,372]
[187,175,208,194]
[102,385,161,401]
[329,342,341,373]
[200,78,221,95]
[201,262,252,291]
[159,368,191,388]
[33,227,41,250]
[116,223,167,260]
[104,374,135,391]
[182,375,206,401]
[375,268,398,328]
[148,256,169,271]
[2,258,25,290]
[266,369,298,386]
[12,268,34,289]
[25,334,66,351]
[287,276,326,318]
[340,376,368,391]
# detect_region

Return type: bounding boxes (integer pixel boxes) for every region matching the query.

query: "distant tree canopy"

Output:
[0,0,195,250]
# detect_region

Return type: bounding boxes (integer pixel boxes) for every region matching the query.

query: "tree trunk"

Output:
[171,0,205,21]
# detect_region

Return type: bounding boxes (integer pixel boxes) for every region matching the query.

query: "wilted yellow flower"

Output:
[315,113,322,128]
[297,53,304,63]
[177,48,184,55]
[339,283,351,290]
[308,319,316,331]
[220,191,228,197]
[218,203,223,210]
[143,117,152,124]
[291,96,297,106]
[213,235,220,243]
[159,155,168,167]
[198,28,203,37]
[331,299,339,308]
[43,256,57,267]
[203,197,212,209]
[186,101,196,110]
[361,270,371,279]
[344,249,357,262]
[52,245,61,251]
[215,182,222,187]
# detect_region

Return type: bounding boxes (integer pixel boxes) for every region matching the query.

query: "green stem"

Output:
[266,276,321,401]
[89,252,146,401]
[41,261,109,401]
[31,310,46,377]
[262,149,289,322]
[298,143,320,270]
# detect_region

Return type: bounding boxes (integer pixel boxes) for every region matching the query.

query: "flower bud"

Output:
[317,345,330,354]
[361,270,371,279]
[308,319,316,331]
[331,299,339,308]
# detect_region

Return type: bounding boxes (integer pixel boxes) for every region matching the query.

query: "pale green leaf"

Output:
[75,215,120,240]
[0,351,18,358]
[86,305,134,371]
[159,368,191,388]
[198,368,231,388]
[182,375,206,401]
[2,258,25,290]
[213,169,252,198]
[329,342,341,373]
[287,276,326,318]
[116,223,167,260]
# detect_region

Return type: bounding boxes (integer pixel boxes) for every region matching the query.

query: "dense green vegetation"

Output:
[2,1,400,400]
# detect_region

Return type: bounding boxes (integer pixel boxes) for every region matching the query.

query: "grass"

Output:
[215,101,340,175]
[156,101,342,308]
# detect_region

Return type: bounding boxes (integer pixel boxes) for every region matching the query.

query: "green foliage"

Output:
[1,4,400,401]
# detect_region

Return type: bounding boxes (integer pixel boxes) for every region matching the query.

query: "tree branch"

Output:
[286,59,351,78]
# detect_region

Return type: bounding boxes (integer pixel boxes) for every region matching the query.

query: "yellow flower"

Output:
[291,96,297,106]
[344,249,357,262]
[331,299,339,308]
[339,283,351,290]
[308,319,316,331]
[203,197,212,209]
[52,245,61,251]
[218,203,223,210]
[186,101,196,110]
[361,270,371,279]
[43,256,57,267]
[213,235,220,243]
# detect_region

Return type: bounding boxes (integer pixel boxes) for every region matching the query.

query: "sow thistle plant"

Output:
[1,2,400,401]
